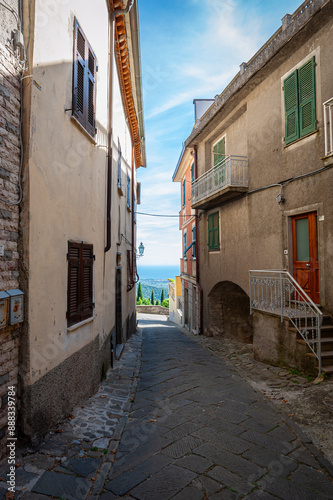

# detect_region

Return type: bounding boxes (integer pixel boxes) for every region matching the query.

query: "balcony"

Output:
[323,98,333,157]
[191,155,248,209]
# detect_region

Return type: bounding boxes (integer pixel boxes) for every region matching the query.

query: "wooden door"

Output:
[292,212,319,303]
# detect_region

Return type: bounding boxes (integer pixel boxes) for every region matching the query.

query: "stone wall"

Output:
[136,305,169,316]
[0,40,21,461]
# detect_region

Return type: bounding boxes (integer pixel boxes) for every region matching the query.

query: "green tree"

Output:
[151,290,155,305]
[137,282,143,301]
[160,289,165,303]
[162,299,169,308]
[156,299,159,305]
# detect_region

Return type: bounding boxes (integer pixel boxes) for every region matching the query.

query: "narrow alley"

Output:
[2,313,332,499]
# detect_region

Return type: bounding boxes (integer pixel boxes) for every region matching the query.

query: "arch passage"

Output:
[207,281,253,343]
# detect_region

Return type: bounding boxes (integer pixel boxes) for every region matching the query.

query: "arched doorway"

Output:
[207,281,253,343]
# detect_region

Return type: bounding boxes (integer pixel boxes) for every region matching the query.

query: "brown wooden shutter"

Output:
[67,241,94,326]
[67,242,81,326]
[81,244,93,320]
[73,18,96,137]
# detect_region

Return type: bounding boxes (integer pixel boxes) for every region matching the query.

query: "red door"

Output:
[292,212,319,304]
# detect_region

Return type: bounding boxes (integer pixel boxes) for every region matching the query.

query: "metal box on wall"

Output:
[0,291,9,329]
[7,289,24,325]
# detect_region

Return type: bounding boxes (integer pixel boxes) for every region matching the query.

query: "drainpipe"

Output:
[193,145,204,335]
[105,0,135,253]
[131,145,135,285]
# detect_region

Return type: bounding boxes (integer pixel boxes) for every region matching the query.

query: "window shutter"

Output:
[73,19,96,138]
[284,71,299,145]
[73,20,85,122]
[192,226,196,258]
[86,44,96,137]
[81,244,93,320]
[183,180,186,207]
[67,242,81,326]
[213,137,225,166]
[214,212,219,249]
[208,214,213,249]
[184,232,187,257]
[299,57,316,137]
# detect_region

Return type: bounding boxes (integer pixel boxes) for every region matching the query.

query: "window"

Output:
[182,179,186,207]
[127,173,131,208]
[208,212,219,250]
[73,19,97,138]
[67,242,94,326]
[192,226,196,258]
[284,56,316,145]
[183,232,187,259]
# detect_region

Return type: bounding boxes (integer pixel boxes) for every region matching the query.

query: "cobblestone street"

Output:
[1,314,333,499]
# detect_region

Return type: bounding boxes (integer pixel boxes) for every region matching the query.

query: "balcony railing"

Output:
[191,155,248,208]
[323,98,333,157]
[249,270,323,373]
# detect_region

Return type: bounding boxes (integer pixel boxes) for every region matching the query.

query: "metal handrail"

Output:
[249,270,323,373]
[191,155,248,205]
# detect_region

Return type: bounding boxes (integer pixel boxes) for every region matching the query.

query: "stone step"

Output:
[296,338,333,351]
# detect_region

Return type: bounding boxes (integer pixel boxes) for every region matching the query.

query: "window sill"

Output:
[284,129,318,148]
[70,115,97,144]
[67,315,95,332]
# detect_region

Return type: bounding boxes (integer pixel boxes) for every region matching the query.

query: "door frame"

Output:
[284,203,325,306]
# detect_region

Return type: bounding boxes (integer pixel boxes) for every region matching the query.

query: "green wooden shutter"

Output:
[213,137,225,166]
[182,179,186,207]
[208,215,213,249]
[299,57,316,137]
[284,70,299,145]
[213,212,219,249]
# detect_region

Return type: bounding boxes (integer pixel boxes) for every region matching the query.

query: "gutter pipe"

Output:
[105,0,135,253]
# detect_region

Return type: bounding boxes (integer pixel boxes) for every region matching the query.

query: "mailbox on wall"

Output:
[7,289,24,325]
[0,291,9,329]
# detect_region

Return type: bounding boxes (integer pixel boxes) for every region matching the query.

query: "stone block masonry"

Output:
[0,40,21,462]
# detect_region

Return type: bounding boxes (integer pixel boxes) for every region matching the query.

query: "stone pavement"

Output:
[0,314,333,499]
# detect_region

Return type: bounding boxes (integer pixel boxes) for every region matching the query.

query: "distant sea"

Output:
[137,265,180,280]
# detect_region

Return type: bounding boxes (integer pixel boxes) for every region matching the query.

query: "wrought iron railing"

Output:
[323,97,333,157]
[249,270,323,373]
[191,155,248,205]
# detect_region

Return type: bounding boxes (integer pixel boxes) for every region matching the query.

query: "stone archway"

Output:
[207,281,253,343]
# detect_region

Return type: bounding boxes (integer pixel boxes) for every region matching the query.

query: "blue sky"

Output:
[136,0,302,267]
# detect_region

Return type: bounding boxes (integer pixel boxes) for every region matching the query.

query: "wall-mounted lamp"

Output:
[137,242,145,259]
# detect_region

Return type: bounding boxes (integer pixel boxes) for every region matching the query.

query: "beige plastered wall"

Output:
[21,0,136,389]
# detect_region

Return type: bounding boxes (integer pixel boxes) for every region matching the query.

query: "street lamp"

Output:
[137,242,145,258]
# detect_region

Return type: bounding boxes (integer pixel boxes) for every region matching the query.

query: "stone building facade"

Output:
[182,0,333,374]
[0,0,21,461]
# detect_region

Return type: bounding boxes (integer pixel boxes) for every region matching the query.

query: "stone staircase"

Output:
[292,313,333,374]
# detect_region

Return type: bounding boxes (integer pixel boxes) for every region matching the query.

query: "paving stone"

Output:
[105,469,149,496]
[193,443,265,481]
[290,464,333,497]
[194,475,223,495]
[175,454,213,474]
[243,489,278,499]
[193,414,244,436]
[163,435,203,459]
[162,421,202,441]
[289,447,321,469]
[240,429,297,455]
[32,471,91,499]
[62,457,102,478]
[130,464,196,500]
[132,453,172,476]
[212,407,248,424]
[17,493,50,500]
[268,422,297,442]
[192,427,251,455]
[156,413,190,429]
[171,485,204,500]
[207,466,255,496]
[99,492,116,500]
[13,468,37,486]
[257,473,329,500]
[242,445,298,477]
[210,489,242,500]
[240,417,278,433]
